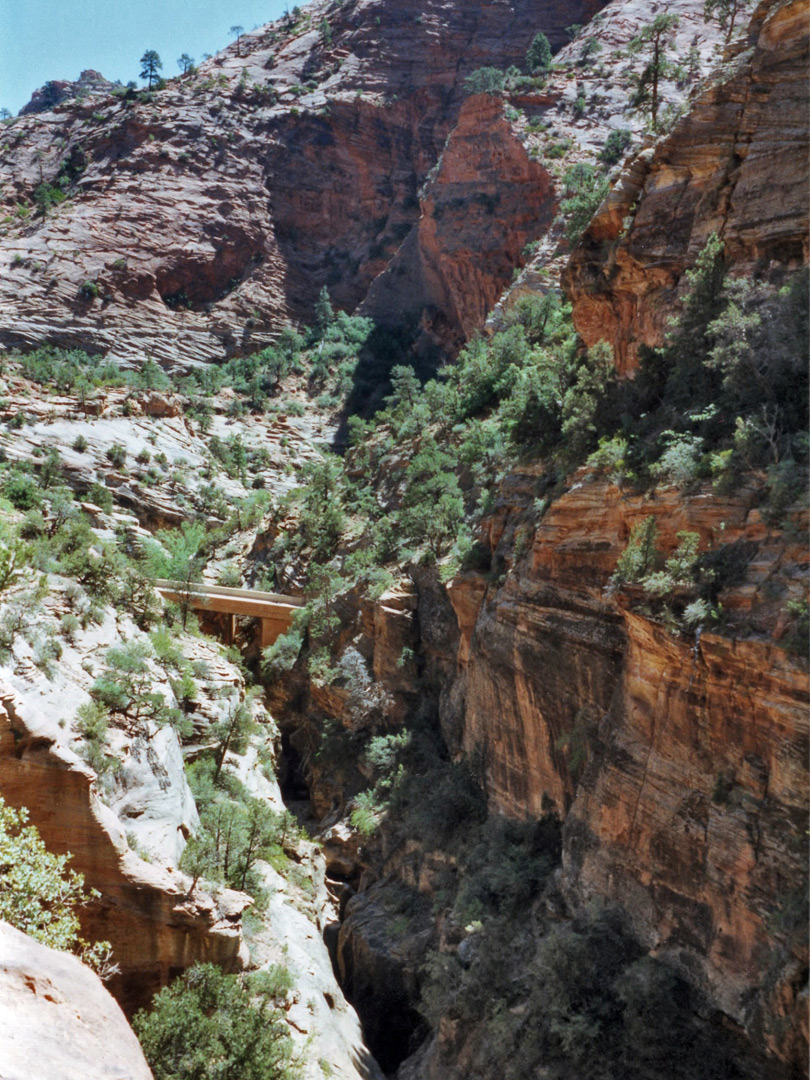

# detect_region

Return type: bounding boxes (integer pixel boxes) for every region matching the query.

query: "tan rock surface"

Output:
[0,920,152,1080]
[0,683,249,1015]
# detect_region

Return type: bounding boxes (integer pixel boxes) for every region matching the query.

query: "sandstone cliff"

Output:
[0,684,249,1014]
[0,0,605,369]
[564,0,810,372]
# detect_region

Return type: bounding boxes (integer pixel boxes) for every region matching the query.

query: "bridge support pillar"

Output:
[259,618,286,650]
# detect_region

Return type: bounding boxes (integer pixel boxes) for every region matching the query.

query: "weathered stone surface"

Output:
[0,684,249,1015]
[248,859,386,1080]
[19,70,117,116]
[362,94,556,356]
[434,463,808,1066]
[0,0,606,368]
[0,920,153,1080]
[564,0,810,372]
[563,612,808,1068]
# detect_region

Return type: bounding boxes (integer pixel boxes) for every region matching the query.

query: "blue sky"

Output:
[1,0,290,115]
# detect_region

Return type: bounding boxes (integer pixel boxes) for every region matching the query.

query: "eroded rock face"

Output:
[564,0,810,373]
[0,0,606,368]
[563,612,809,1067]
[0,920,153,1080]
[434,466,809,1067]
[0,684,249,1015]
[19,70,117,116]
[361,94,556,358]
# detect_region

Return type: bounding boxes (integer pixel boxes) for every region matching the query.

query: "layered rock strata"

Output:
[0,684,249,1015]
[564,0,810,373]
[0,0,605,368]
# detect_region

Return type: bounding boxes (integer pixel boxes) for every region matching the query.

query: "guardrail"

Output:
[153,579,304,607]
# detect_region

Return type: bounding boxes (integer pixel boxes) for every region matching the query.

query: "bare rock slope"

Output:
[0,920,153,1080]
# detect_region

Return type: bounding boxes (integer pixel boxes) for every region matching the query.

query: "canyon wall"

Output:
[0,0,605,368]
[564,0,810,373]
[0,685,249,1015]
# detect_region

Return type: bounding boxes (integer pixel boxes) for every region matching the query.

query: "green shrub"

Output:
[261,629,303,681]
[611,516,660,586]
[106,443,127,468]
[4,471,40,510]
[600,127,633,166]
[464,67,506,95]
[133,963,295,1080]
[78,280,99,301]
[0,797,111,973]
[559,162,609,244]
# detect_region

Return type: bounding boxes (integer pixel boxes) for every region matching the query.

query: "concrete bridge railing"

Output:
[153,579,303,647]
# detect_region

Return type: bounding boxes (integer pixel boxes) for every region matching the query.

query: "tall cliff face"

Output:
[360,94,556,359]
[0,0,604,368]
[564,0,809,372]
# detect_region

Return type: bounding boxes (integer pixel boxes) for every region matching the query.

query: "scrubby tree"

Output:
[0,797,113,974]
[314,284,334,334]
[579,36,603,66]
[526,31,552,73]
[704,0,752,42]
[0,108,11,120]
[139,49,163,89]
[90,641,179,731]
[176,53,195,74]
[559,162,610,244]
[599,128,633,166]
[133,964,295,1080]
[628,14,680,129]
[464,67,506,95]
[212,695,258,782]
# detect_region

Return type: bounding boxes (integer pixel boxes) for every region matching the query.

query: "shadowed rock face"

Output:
[0,921,154,1080]
[360,93,556,359]
[0,0,606,369]
[563,0,810,373]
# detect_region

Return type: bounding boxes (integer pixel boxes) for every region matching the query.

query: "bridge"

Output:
[154,579,304,648]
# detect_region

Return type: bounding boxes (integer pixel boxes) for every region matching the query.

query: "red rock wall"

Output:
[361,94,556,356]
[564,0,810,373]
[563,613,808,1066]
[437,468,808,1064]
[0,0,606,368]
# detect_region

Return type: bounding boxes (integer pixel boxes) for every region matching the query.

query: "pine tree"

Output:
[627,14,680,129]
[526,32,552,73]
[139,50,163,89]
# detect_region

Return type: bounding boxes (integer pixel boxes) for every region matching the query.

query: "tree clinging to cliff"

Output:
[628,14,680,129]
[704,0,753,42]
[526,31,552,73]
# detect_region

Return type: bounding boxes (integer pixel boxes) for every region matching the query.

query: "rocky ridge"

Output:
[564,0,809,372]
